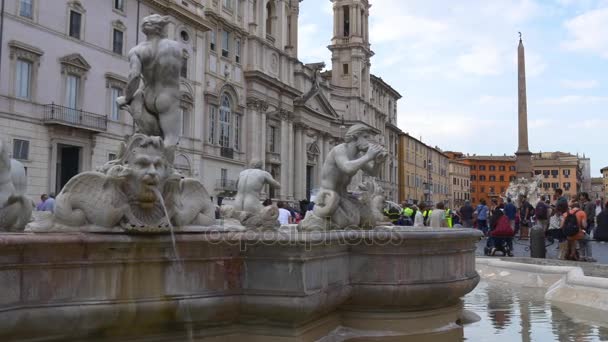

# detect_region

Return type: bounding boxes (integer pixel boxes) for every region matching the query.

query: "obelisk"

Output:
[515,33,533,179]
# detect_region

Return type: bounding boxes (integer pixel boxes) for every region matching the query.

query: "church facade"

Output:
[0,0,401,204]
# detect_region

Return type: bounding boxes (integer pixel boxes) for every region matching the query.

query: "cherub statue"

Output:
[0,140,33,231]
[116,14,183,147]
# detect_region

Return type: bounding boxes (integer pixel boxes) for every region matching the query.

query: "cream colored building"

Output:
[397,133,449,206]
[448,159,470,209]
[0,0,402,204]
[532,152,582,201]
[590,177,604,203]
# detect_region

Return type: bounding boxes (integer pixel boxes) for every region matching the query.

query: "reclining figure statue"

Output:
[0,140,33,231]
[299,124,388,231]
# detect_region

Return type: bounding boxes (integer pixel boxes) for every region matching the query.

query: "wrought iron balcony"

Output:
[220,147,234,159]
[43,103,107,132]
[215,179,237,192]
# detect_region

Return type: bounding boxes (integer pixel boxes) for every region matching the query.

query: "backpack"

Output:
[535,202,548,220]
[563,210,580,237]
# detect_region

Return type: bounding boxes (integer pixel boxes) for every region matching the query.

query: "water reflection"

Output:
[463,281,603,342]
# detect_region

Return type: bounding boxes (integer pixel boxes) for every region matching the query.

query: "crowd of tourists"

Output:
[386,189,607,261]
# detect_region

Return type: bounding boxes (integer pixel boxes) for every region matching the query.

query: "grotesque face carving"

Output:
[124,138,171,209]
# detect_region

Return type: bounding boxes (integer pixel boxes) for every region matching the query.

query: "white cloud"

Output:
[457,45,503,76]
[562,7,608,58]
[538,95,608,105]
[560,79,599,89]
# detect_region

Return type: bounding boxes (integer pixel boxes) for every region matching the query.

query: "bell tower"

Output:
[328,0,373,98]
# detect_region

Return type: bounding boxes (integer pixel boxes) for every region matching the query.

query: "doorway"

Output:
[56,144,81,193]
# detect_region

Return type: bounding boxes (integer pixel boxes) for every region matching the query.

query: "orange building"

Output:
[447,153,516,206]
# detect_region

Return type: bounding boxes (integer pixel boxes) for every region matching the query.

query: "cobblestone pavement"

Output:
[475,236,608,265]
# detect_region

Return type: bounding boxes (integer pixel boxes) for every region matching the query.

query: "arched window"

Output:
[219,93,232,148]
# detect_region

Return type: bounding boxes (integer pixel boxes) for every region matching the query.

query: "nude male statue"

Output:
[116,14,183,147]
[233,160,281,213]
[299,124,388,230]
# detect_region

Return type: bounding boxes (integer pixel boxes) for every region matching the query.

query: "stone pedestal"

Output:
[0,228,481,341]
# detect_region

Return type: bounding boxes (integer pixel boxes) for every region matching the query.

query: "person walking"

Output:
[429,202,447,228]
[476,200,489,236]
[459,200,474,228]
[504,197,517,230]
[535,195,550,231]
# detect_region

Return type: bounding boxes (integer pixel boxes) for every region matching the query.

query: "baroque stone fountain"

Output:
[0,15,482,341]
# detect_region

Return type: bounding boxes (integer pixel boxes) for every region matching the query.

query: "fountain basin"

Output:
[0,227,481,341]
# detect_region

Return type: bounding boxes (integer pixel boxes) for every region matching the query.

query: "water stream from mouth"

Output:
[153,188,194,341]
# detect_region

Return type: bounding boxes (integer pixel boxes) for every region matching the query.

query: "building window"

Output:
[112,29,124,55]
[509,166,516,171]
[489,165,496,171]
[342,63,349,75]
[499,175,504,182]
[181,56,188,78]
[489,175,496,182]
[221,30,229,58]
[499,166,506,171]
[489,186,495,194]
[479,175,486,181]
[20,0,33,18]
[343,5,349,36]
[510,176,516,181]
[223,0,232,10]
[269,126,278,152]
[208,105,217,144]
[479,165,486,171]
[12,139,29,160]
[480,186,485,193]
[110,86,122,120]
[180,107,191,137]
[219,94,232,148]
[221,168,228,186]
[210,30,216,51]
[69,11,82,39]
[15,59,32,100]
[235,39,241,63]
[114,0,124,11]
[266,1,273,36]
[470,165,476,171]
[471,175,476,181]
[65,74,80,109]
[108,153,117,161]
[234,115,241,151]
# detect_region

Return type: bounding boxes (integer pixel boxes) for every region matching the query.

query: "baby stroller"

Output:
[483,237,512,257]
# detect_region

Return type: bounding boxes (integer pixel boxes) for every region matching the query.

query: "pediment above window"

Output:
[8,40,43,62]
[68,0,86,13]
[60,53,91,76]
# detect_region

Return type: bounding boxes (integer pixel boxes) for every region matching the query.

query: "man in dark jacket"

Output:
[459,200,474,228]
[595,203,608,241]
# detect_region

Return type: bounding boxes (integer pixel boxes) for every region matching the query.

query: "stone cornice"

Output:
[244,70,301,98]
[246,98,269,112]
[144,0,213,32]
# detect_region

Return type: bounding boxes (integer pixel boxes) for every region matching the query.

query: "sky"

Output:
[297,0,608,177]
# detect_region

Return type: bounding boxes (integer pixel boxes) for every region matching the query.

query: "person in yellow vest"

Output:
[423,207,433,226]
[445,207,453,228]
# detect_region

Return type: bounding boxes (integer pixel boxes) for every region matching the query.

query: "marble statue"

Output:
[0,140,33,231]
[504,174,543,208]
[221,160,281,230]
[299,124,388,231]
[233,160,281,213]
[35,134,215,232]
[116,14,183,147]
[358,179,392,226]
